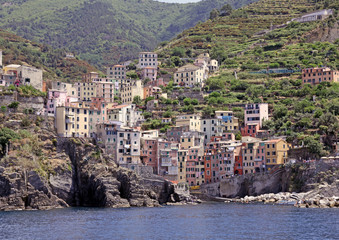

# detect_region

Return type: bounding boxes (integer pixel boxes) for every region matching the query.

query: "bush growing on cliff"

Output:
[8,101,19,110]
[0,127,20,155]
[0,106,6,113]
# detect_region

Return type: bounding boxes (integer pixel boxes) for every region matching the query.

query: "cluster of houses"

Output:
[93,105,290,185]
[0,47,338,186]
[0,50,43,90]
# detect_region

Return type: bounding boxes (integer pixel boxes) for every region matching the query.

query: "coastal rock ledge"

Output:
[0,137,193,211]
[202,160,339,208]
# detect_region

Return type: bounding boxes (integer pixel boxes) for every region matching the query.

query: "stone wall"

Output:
[0,94,44,112]
[170,88,204,102]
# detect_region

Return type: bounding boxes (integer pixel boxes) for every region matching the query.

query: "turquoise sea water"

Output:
[0,203,338,240]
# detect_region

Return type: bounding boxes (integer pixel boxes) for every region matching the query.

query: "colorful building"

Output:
[302,67,339,85]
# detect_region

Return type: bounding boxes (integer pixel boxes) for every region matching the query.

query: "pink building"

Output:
[255,142,266,172]
[186,146,203,186]
[143,67,157,81]
[93,78,116,103]
[244,103,268,128]
[47,89,67,115]
[141,138,158,174]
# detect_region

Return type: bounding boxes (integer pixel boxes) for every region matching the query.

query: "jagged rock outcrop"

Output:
[0,166,69,211]
[0,114,184,211]
[57,138,175,208]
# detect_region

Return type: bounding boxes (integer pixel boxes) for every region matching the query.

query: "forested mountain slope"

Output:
[0,29,98,82]
[0,0,258,68]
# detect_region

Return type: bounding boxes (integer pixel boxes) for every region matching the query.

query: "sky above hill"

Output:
[156,0,201,3]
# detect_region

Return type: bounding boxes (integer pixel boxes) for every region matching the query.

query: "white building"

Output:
[138,52,158,69]
[200,118,223,143]
[244,103,269,127]
[107,104,143,128]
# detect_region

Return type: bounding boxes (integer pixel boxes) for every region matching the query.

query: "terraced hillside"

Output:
[155,0,339,156]
[157,0,339,70]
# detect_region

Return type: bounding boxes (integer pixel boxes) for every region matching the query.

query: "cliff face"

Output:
[0,114,176,211]
[202,161,339,198]
[58,138,173,208]
[0,137,175,210]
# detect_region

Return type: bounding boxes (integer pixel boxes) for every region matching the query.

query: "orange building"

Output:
[302,67,339,85]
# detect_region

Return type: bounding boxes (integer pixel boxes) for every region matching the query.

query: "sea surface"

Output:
[0,202,338,240]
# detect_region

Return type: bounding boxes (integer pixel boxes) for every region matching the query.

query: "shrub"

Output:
[0,106,6,113]
[8,101,19,109]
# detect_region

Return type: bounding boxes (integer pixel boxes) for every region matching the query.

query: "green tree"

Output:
[303,136,324,158]
[209,8,220,20]
[163,110,173,118]
[273,105,288,120]
[203,106,214,118]
[191,99,199,105]
[0,106,6,113]
[172,47,185,58]
[0,127,19,155]
[143,112,152,119]
[127,72,138,79]
[220,4,232,16]
[132,96,142,105]
[235,131,242,140]
[183,97,192,106]
[8,101,19,111]
[171,56,183,67]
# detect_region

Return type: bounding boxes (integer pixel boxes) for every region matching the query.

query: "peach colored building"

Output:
[302,67,339,85]
[142,67,157,81]
[93,78,117,103]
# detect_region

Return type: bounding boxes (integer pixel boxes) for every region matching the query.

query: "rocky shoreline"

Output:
[224,180,339,208]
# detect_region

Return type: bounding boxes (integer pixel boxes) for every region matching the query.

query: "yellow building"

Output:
[265,139,289,170]
[241,137,261,174]
[215,110,239,131]
[178,150,188,183]
[174,64,206,87]
[120,79,144,104]
[175,114,201,131]
[52,81,77,98]
[55,102,90,138]
[180,134,195,150]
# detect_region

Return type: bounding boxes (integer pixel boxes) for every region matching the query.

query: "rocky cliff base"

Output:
[202,160,339,208]
[0,115,197,211]
[233,180,339,208]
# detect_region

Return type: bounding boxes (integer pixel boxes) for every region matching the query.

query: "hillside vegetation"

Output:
[158,0,338,69]
[0,29,98,82]
[0,0,258,68]
[155,0,339,157]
